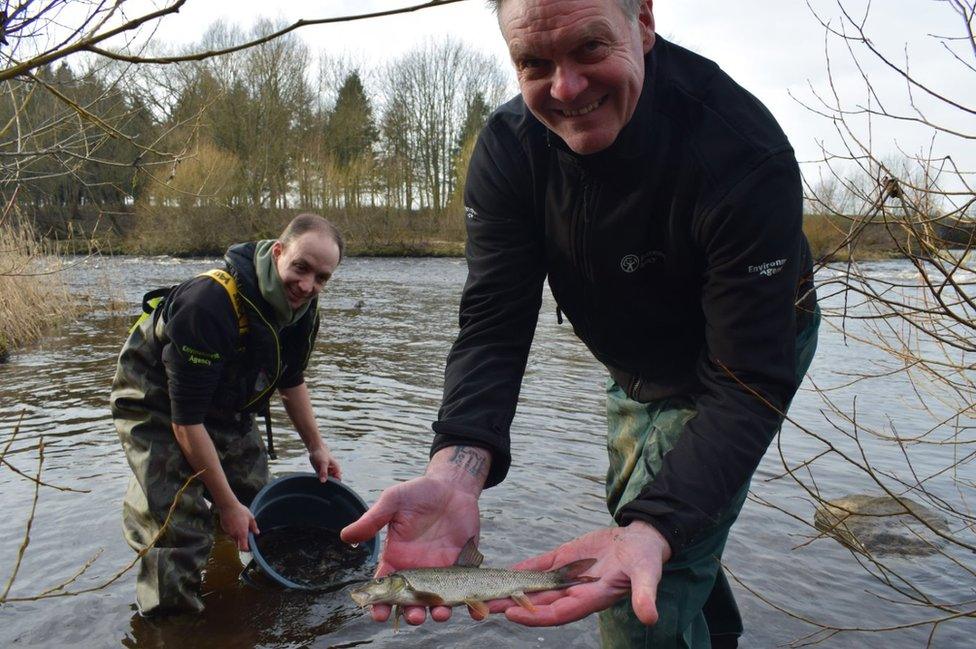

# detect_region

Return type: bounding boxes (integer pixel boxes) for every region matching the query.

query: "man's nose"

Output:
[550,64,587,103]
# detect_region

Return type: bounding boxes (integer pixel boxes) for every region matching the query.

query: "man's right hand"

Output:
[340,445,489,625]
[172,422,258,550]
[219,499,260,551]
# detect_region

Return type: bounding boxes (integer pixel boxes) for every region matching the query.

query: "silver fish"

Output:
[349,538,597,626]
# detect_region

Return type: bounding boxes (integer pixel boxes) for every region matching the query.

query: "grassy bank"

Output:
[0,217,74,360]
[803,212,914,262]
[347,240,465,257]
[26,204,960,263]
[28,204,468,258]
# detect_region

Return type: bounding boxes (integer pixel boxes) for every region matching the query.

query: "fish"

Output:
[348,537,597,628]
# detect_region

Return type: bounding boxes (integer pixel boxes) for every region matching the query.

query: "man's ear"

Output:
[271,240,283,261]
[639,1,656,53]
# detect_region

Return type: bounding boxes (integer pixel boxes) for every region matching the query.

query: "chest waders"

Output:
[598,308,820,649]
[112,270,278,615]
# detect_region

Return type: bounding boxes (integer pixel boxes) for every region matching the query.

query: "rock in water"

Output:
[814,494,950,556]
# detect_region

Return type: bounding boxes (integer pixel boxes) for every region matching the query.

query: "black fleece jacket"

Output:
[430,38,817,552]
[162,243,316,426]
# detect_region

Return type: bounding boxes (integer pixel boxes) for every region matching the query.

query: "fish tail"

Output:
[553,558,598,584]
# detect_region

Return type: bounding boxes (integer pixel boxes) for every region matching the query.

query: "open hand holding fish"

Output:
[349,537,597,629]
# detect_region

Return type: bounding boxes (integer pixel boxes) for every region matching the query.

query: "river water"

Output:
[0,256,972,648]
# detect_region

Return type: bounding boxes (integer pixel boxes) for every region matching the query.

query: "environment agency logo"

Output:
[620,250,665,273]
[748,258,788,277]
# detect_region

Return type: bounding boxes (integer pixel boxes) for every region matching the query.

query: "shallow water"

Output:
[0,255,973,648]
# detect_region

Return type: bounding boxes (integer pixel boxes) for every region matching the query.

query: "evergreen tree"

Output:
[448,91,493,208]
[327,71,378,168]
[456,91,491,155]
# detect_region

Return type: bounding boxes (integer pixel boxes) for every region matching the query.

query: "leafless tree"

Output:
[379,38,507,214]
[747,1,976,645]
[0,1,467,232]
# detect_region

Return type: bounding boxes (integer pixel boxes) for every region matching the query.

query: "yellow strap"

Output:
[129,295,164,334]
[198,269,248,335]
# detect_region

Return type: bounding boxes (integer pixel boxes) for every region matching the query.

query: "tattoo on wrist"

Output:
[449,446,488,479]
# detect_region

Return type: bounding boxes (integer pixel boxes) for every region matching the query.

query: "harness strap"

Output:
[129,287,172,333]
[198,269,275,456]
[197,269,248,336]
[263,407,277,460]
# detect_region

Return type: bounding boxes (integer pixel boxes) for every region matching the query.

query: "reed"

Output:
[0,215,74,358]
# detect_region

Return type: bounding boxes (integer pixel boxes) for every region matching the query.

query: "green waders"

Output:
[112,320,270,615]
[599,309,820,648]
[116,418,268,615]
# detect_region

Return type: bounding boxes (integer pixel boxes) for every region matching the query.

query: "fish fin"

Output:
[411,590,446,607]
[454,537,484,567]
[392,605,401,634]
[511,591,536,613]
[464,599,490,620]
[554,558,599,584]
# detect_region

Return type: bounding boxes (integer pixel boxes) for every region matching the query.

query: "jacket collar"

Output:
[224,242,277,324]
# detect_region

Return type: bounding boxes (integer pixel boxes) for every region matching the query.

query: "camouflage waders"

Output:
[599,308,820,648]
[111,316,270,616]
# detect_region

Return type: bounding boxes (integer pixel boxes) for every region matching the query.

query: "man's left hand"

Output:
[487,520,672,626]
[308,445,341,481]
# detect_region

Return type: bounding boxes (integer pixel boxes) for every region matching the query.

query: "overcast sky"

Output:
[137,0,974,193]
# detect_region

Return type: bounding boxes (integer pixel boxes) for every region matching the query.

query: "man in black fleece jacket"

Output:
[112,213,343,615]
[343,1,818,646]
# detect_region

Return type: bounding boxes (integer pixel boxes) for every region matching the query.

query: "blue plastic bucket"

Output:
[243,474,377,590]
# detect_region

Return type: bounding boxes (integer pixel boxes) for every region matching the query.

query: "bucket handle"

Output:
[239,559,263,590]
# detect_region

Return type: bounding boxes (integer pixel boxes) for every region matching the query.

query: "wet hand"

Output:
[218,499,260,551]
[340,474,480,625]
[489,521,671,627]
[309,445,341,481]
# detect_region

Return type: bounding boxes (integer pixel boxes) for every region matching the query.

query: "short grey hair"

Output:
[486,0,644,18]
[279,213,345,262]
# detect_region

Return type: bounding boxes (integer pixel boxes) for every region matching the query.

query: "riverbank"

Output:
[802,212,976,262]
[347,240,465,257]
[65,239,467,259]
[803,213,902,262]
[27,204,468,259]
[30,204,966,263]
